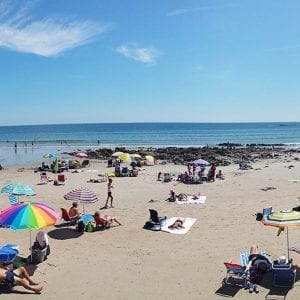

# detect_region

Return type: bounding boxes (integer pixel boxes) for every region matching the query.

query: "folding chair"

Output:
[60,208,78,225]
[40,172,49,184]
[222,262,249,288]
[30,231,50,263]
[263,207,273,219]
[8,194,19,206]
[57,174,66,185]
[82,160,90,168]
[148,209,167,230]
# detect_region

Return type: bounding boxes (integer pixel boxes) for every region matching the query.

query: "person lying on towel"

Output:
[168,218,185,229]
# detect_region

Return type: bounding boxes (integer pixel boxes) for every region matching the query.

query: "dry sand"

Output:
[1,156,300,299]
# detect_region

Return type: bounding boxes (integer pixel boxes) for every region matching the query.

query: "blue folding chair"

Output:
[8,194,18,206]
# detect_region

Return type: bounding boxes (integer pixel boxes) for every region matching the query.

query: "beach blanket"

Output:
[161,217,197,234]
[176,195,206,204]
[288,179,300,183]
[240,250,269,267]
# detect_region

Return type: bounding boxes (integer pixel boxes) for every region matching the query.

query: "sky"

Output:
[1,0,300,125]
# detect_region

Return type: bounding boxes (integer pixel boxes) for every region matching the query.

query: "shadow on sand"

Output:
[48,228,83,240]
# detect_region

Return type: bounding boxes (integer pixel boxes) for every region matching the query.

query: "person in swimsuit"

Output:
[94,211,122,228]
[168,218,185,229]
[0,263,43,293]
[104,178,114,208]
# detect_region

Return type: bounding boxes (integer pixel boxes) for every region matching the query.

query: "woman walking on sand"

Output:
[104,178,114,208]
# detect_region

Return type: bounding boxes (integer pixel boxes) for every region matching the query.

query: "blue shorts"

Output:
[5,270,15,286]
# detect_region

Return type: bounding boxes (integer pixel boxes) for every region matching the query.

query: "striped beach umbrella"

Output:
[64,188,98,213]
[1,183,36,196]
[262,209,300,259]
[0,202,59,260]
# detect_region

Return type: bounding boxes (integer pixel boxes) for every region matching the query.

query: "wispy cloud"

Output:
[166,4,236,17]
[0,1,110,57]
[116,43,160,64]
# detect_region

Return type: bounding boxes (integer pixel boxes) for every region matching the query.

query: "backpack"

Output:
[77,221,85,233]
[85,222,94,232]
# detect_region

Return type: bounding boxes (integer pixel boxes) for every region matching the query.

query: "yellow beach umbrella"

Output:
[145,155,155,165]
[118,153,131,163]
[262,209,300,259]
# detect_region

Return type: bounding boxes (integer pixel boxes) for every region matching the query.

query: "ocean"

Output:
[0,122,299,166]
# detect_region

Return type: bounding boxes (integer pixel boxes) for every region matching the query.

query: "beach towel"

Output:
[161,217,197,234]
[176,195,206,204]
[240,250,269,267]
[288,179,300,183]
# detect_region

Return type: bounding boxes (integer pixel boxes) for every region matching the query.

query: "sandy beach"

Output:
[1,155,300,300]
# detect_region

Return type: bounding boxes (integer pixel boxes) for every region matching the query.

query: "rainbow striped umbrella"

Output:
[263,209,300,259]
[0,202,59,261]
[64,188,98,213]
[0,202,58,230]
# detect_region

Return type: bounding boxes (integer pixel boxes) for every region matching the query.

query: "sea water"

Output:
[0,122,299,166]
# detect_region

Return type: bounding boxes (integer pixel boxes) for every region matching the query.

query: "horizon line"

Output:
[0,121,300,127]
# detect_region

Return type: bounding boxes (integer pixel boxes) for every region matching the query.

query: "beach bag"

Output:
[85,222,94,233]
[77,221,85,233]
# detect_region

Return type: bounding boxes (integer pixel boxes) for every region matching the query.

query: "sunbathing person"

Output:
[88,178,105,183]
[94,211,122,228]
[168,218,185,229]
[176,193,188,201]
[246,244,271,273]
[0,263,43,293]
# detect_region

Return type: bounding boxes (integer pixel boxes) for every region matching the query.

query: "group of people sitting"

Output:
[68,202,122,230]
[174,164,225,184]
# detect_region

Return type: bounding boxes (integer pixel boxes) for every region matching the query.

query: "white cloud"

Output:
[0,1,110,57]
[166,4,236,17]
[116,44,160,64]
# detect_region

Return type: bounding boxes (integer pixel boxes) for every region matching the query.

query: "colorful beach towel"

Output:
[176,195,206,204]
[161,217,197,234]
[240,250,268,267]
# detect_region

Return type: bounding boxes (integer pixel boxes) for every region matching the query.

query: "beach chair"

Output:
[57,174,66,185]
[240,250,271,268]
[263,207,273,219]
[60,208,78,225]
[30,231,50,263]
[222,262,249,288]
[8,194,18,206]
[272,261,296,288]
[82,160,90,168]
[40,172,49,184]
[143,209,167,231]
[121,167,129,177]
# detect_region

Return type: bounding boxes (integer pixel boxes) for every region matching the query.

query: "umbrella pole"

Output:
[287,227,290,261]
[30,229,32,263]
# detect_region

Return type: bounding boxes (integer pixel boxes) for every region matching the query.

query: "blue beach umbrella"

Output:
[1,183,36,196]
[43,153,57,159]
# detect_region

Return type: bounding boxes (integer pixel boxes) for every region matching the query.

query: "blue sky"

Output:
[0,0,300,125]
